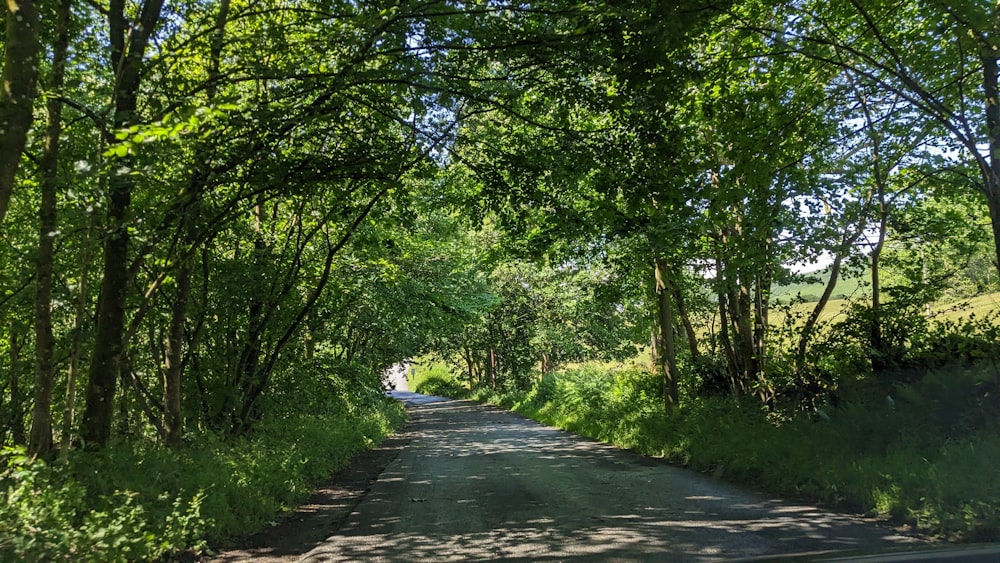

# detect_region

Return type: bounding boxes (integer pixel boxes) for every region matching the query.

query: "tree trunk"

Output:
[870,208,887,369]
[716,220,757,399]
[672,283,699,360]
[731,280,755,396]
[851,84,890,372]
[59,215,96,460]
[231,185,390,435]
[795,194,873,373]
[715,256,739,399]
[162,0,230,447]
[753,269,773,404]
[0,0,40,226]
[649,329,659,374]
[126,353,167,439]
[986,182,1000,276]
[162,258,189,446]
[487,345,497,389]
[81,205,131,447]
[8,325,26,445]
[81,0,166,449]
[464,349,476,388]
[981,38,1000,276]
[228,198,268,434]
[647,272,660,373]
[27,0,70,459]
[796,253,844,372]
[654,257,679,409]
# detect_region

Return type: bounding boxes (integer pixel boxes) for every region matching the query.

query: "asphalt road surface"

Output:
[298,393,928,561]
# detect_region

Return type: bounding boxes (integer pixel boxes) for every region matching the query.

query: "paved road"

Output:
[299,394,926,561]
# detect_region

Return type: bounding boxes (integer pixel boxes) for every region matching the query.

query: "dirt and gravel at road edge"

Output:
[210,423,413,562]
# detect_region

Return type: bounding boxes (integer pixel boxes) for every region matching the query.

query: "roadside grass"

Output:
[411,360,473,398]
[420,362,1000,542]
[0,393,406,561]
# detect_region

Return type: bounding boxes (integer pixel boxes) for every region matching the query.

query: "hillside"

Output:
[772,266,871,303]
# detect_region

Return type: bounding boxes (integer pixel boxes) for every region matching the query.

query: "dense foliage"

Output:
[2,0,1000,555]
[0,394,403,560]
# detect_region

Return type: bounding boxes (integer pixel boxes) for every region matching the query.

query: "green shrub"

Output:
[414,375,471,398]
[0,394,407,561]
[0,447,207,562]
[410,361,468,396]
[911,312,1000,367]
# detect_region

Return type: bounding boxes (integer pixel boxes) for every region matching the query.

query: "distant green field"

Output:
[771,265,1000,327]
[928,292,1000,321]
[772,265,870,303]
[775,290,1000,329]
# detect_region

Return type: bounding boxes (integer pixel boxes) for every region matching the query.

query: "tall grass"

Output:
[0,395,406,561]
[428,363,1000,541]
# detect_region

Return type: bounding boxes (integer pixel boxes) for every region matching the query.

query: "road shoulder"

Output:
[210,424,412,562]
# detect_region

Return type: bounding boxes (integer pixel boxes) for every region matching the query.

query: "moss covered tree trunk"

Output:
[28,0,71,458]
[0,0,40,226]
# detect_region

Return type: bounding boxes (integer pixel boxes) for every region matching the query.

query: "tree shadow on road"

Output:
[293,398,924,562]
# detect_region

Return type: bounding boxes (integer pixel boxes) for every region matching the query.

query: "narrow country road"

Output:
[298,392,923,561]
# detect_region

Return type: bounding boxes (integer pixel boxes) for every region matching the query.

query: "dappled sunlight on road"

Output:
[299,396,921,561]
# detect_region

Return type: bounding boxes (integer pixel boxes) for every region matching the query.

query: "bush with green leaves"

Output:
[824,292,930,373]
[0,447,207,562]
[812,293,1000,403]
[910,312,1000,367]
[415,375,471,398]
[0,394,406,560]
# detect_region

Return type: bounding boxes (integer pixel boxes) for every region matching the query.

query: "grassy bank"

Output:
[415,362,1000,541]
[0,393,406,561]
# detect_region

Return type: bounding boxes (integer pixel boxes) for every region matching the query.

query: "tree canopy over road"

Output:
[2,0,1000,557]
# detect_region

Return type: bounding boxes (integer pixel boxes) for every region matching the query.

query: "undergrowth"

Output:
[0,394,406,561]
[424,362,1000,541]
[412,361,472,398]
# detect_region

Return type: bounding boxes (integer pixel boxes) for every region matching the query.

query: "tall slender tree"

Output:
[81,0,167,448]
[28,0,73,458]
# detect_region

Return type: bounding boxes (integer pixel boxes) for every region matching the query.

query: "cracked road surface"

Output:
[299,393,923,561]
